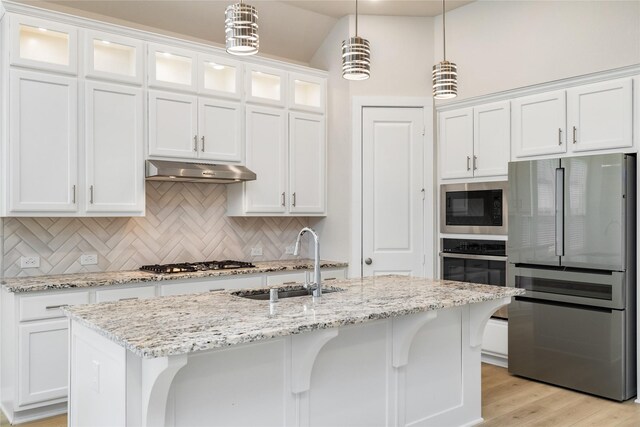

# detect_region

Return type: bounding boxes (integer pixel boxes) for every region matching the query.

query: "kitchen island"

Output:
[64,276,523,427]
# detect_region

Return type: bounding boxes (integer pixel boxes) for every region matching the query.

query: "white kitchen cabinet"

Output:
[10,14,78,75]
[198,97,243,162]
[85,81,144,214]
[245,64,286,107]
[512,90,567,158]
[473,101,510,177]
[439,108,473,179]
[240,105,288,214]
[289,112,326,214]
[148,90,198,159]
[8,70,78,213]
[18,319,69,406]
[567,78,633,152]
[148,90,243,163]
[148,43,197,92]
[288,73,325,113]
[84,30,143,85]
[198,53,243,100]
[439,102,510,180]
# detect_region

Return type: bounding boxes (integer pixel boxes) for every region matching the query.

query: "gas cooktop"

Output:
[139,260,256,274]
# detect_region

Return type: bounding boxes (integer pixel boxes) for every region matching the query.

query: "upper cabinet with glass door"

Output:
[198,54,242,100]
[84,30,143,85]
[245,64,286,107]
[148,43,197,92]
[288,73,325,113]
[10,15,78,74]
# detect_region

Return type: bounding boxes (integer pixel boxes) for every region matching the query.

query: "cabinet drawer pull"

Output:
[324,277,336,281]
[194,135,198,151]
[118,297,138,301]
[558,128,562,145]
[572,126,577,144]
[292,192,296,207]
[201,135,205,152]
[45,304,68,310]
[281,192,285,207]
[89,185,94,204]
[208,288,224,292]
[72,185,76,204]
[466,156,471,171]
[282,281,297,285]
[473,156,477,171]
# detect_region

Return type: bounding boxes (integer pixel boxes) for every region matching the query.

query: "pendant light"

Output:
[432,0,457,99]
[342,0,370,80]
[225,0,259,56]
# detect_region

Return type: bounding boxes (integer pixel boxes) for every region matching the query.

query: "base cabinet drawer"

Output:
[160,276,263,296]
[19,291,90,322]
[18,319,69,406]
[266,272,307,286]
[321,269,346,282]
[95,286,156,303]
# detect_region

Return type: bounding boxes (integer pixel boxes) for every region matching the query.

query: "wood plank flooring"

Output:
[2,364,639,426]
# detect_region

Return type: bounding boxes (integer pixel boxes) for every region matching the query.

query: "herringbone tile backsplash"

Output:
[3,182,309,277]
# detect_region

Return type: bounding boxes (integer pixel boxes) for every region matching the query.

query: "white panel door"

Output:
[85,81,144,214]
[473,101,511,177]
[9,70,78,213]
[18,319,69,406]
[567,78,633,153]
[512,90,567,158]
[198,97,243,162]
[362,107,425,277]
[439,108,473,179]
[244,106,287,213]
[148,90,198,159]
[289,112,325,214]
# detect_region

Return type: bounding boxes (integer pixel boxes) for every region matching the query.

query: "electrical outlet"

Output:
[251,247,263,256]
[20,256,40,269]
[285,245,295,255]
[80,254,98,265]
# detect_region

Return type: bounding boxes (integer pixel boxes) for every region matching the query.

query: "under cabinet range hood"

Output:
[145,160,256,183]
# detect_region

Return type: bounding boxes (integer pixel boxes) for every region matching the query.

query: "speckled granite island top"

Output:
[63,275,524,359]
[1,259,347,293]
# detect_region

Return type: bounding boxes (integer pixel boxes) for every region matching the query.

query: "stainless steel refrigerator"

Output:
[507,153,636,401]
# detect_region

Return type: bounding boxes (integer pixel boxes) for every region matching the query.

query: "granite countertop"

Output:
[1,259,348,293]
[63,275,525,359]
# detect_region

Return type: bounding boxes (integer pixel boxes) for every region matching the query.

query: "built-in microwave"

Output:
[440,181,508,235]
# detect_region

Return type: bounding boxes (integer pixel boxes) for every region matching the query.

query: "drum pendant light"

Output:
[432,0,457,99]
[225,0,259,56]
[342,0,370,80]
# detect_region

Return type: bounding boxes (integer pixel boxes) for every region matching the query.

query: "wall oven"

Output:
[440,181,508,235]
[440,238,508,319]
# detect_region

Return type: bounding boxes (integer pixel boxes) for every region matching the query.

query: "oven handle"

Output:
[439,252,508,262]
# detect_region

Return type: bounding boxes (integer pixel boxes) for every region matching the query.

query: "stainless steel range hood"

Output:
[145,160,256,183]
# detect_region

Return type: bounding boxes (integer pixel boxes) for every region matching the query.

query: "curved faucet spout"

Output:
[293,227,322,297]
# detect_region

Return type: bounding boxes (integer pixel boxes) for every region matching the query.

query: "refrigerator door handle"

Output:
[555,167,565,256]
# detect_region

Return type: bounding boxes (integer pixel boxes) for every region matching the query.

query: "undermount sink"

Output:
[232,285,342,301]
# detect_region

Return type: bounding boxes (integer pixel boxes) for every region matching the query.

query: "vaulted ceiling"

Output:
[19,0,474,63]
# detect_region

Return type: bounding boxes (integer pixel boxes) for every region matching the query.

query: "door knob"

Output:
[364,258,372,265]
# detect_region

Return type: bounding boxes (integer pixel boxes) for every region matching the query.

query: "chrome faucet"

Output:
[294,227,322,297]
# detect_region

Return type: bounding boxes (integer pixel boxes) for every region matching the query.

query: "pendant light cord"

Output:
[442,0,446,60]
[355,0,359,37]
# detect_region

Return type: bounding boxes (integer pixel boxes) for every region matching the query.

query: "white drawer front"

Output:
[19,291,90,322]
[266,272,307,286]
[95,286,156,303]
[160,276,262,296]
[321,269,346,282]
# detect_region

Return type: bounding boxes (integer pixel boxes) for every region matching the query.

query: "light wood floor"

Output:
[2,364,640,426]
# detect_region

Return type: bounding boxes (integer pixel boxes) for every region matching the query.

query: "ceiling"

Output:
[19,1,475,63]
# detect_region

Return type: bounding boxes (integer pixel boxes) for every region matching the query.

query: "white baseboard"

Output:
[481,352,508,368]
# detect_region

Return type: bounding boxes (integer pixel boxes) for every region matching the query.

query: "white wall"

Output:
[433,0,640,101]
[309,15,435,271]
